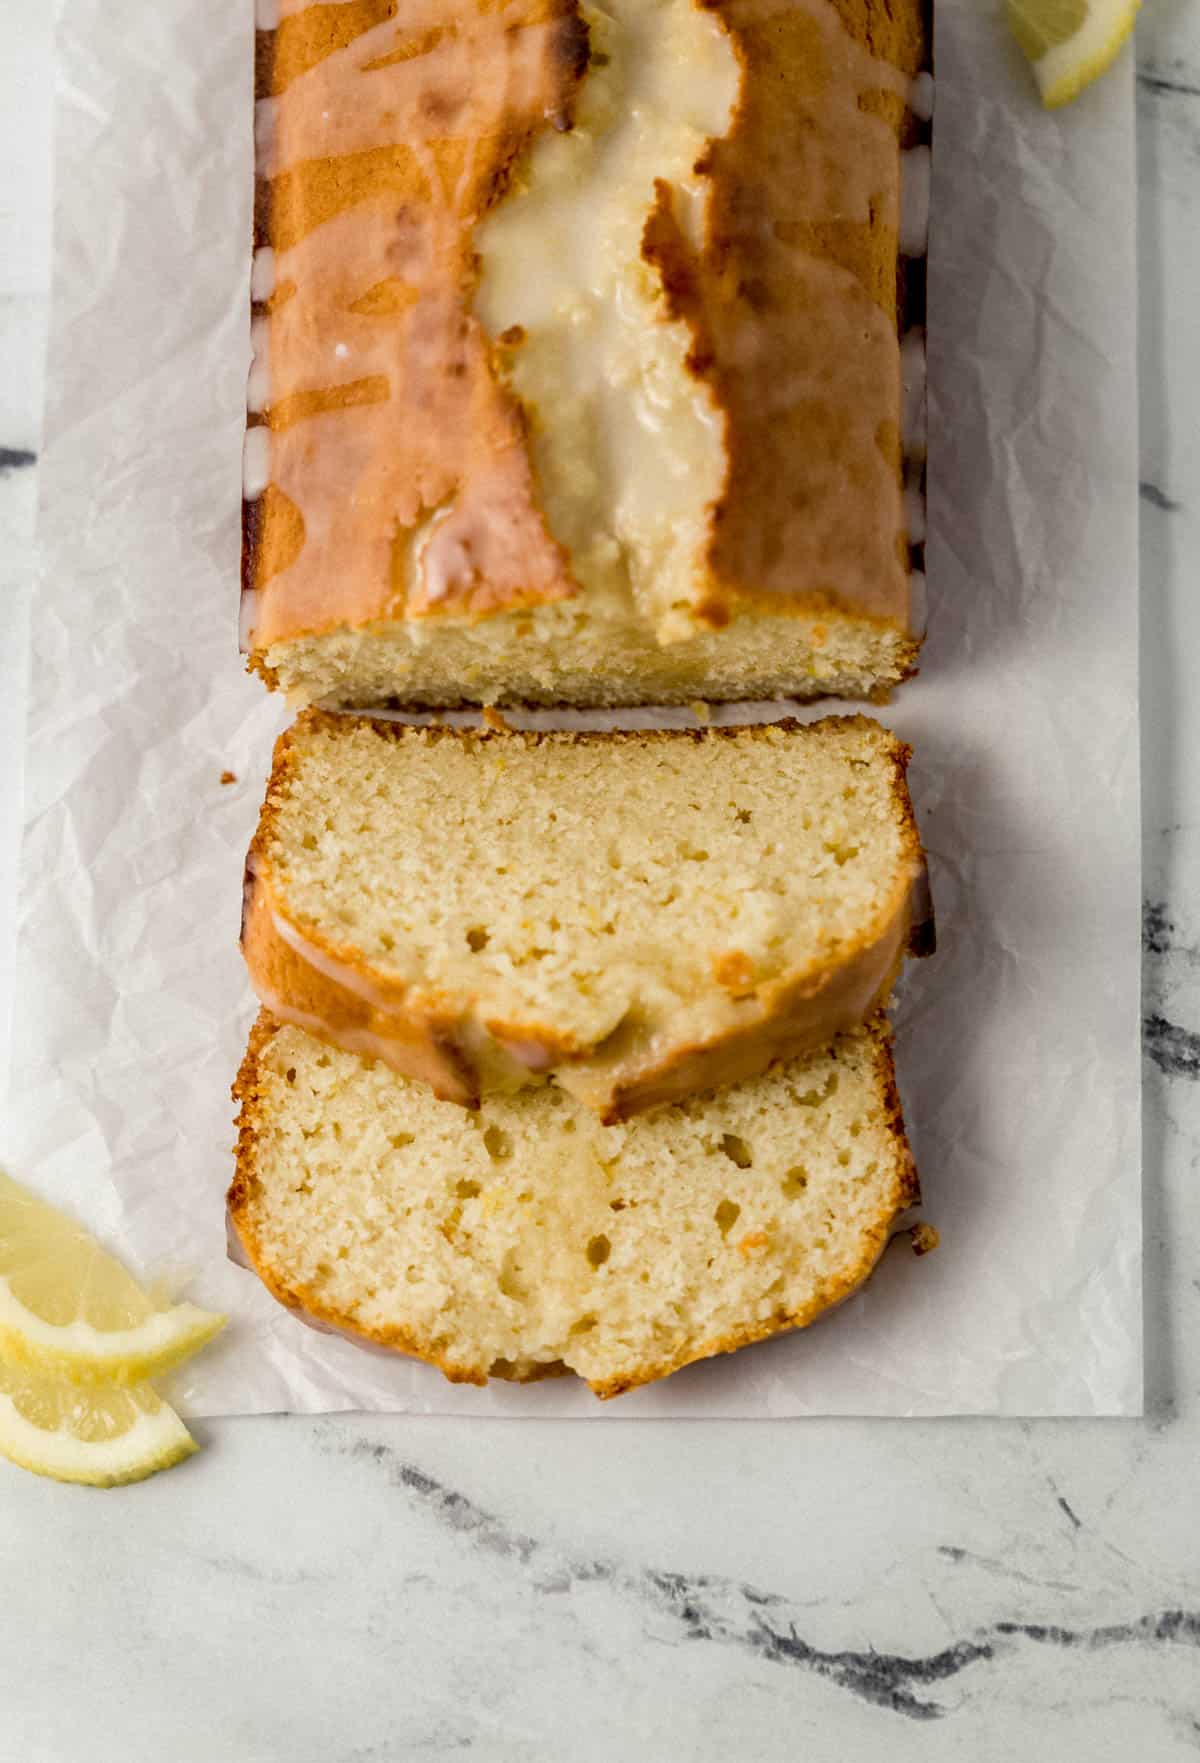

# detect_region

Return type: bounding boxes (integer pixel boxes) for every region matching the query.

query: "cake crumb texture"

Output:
[243,713,930,1116]
[230,1013,918,1397]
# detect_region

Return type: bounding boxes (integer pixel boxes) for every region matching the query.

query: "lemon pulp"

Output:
[0,1170,224,1385]
[0,1360,196,1486]
[1007,0,1140,107]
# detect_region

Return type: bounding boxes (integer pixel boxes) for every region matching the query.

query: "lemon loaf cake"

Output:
[242,0,931,708]
[242,712,932,1119]
[229,1012,918,1396]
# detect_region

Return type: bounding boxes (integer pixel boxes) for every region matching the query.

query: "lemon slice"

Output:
[0,1170,225,1385]
[1007,0,1140,107]
[0,1361,196,1485]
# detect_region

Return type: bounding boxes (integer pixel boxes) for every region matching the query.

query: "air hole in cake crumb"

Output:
[735,808,752,824]
[466,926,489,952]
[389,1132,414,1151]
[720,1134,753,1169]
[781,1166,808,1200]
[609,1198,626,1212]
[379,931,395,952]
[837,1150,851,1167]
[570,1314,598,1334]
[798,1073,839,1107]
[849,1120,862,1138]
[715,1198,741,1235]
[678,844,710,862]
[301,833,318,851]
[285,1067,296,1085]
[497,1252,527,1301]
[455,1178,480,1199]
[824,841,860,866]
[483,1125,512,1161]
[586,1234,611,1268]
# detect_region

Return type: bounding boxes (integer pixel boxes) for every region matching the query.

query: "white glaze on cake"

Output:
[242,427,271,501]
[474,0,738,641]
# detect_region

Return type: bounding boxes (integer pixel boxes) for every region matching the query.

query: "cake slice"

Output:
[242,713,932,1120]
[242,0,930,708]
[229,1013,918,1398]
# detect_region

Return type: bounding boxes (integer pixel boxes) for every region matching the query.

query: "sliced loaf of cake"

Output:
[243,713,931,1120]
[230,1013,917,1398]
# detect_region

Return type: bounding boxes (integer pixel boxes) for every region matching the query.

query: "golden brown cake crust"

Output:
[240,711,933,1118]
[228,1010,919,1397]
[243,0,929,677]
[646,0,926,629]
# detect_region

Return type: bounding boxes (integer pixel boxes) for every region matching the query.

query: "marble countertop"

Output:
[2,8,1199,1759]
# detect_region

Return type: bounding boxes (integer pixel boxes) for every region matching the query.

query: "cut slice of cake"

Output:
[229,1013,918,1398]
[242,713,932,1120]
[242,0,931,708]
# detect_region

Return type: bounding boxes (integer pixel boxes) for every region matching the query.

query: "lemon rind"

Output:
[1033,1,1140,108]
[0,1286,226,1386]
[0,1390,197,1487]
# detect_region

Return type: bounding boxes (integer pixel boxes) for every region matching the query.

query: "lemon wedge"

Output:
[1007,0,1140,107]
[0,1170,225,1385]
[0,1361,196,1486]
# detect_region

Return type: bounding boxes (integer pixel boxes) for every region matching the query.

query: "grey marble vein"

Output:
[1144,900,1179,956]
[937,1544,1083,1595]
[1144,1013,1200,1081]
[1140,479,1182,512]
[1055,1494,1083,1530]
[329,1441,1200,1724]
[1144,898,1200,966]
[1143,900,1200,1078]
[190,1549,337,1589]
[1138,70,1200,101]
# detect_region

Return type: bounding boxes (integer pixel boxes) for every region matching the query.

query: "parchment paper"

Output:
[1,0,1142,1416]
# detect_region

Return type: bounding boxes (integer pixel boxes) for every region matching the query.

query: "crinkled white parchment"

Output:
[0,0,1141,1415]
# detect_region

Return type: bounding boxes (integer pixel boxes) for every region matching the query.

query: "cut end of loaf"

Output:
[229,1013,918,1398]
[254,607,920,712]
